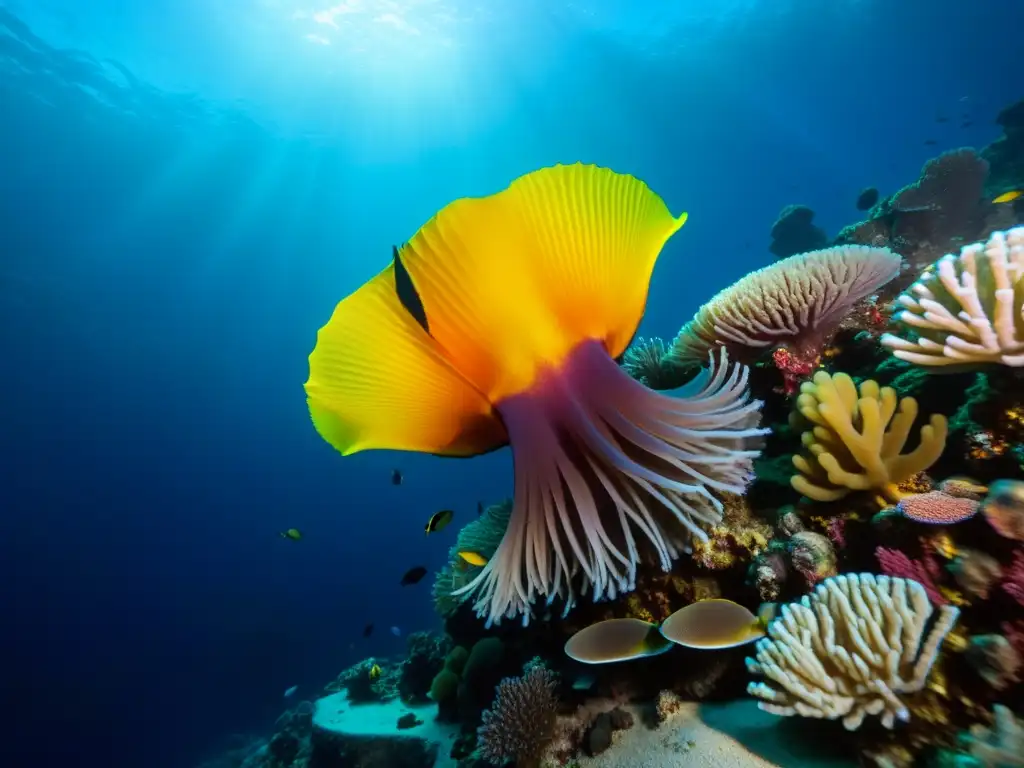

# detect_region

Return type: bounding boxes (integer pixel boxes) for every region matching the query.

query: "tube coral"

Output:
[305,164,767,626]
[881,227,1024,366]
[789,371,947,503]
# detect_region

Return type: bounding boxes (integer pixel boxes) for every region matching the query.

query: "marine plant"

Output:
[305,163,767,626]
[789,370,947,503]
[746,573,960,730]
[882,227,1024,367]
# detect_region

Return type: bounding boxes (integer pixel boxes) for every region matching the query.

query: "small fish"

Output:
[457,550,488,567]
[476,501,484,516]
[425,509,454,534]
[659,599,772,650]
[400,566,428,586]
[935,116,949,123]
[362,623,374,638]
[924,139,938,146]
[284,685,298,698]
[390,626,401,637]
[855,187,879,211]
[391,469,403,485]
[279,528,302,541]
[369,663,381,681]
[993,190,1023,204]
[564,617,673,664]
[961,121,973,128]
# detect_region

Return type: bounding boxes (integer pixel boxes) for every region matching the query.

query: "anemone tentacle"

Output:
[452,341,767,626]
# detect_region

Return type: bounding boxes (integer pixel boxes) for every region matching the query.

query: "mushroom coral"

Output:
[789,371,947,503]
[306,164,767,626]
[667,244,901,367]
[881,227,1024,367]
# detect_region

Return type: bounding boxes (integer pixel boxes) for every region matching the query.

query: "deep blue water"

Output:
[1,1,1020,766]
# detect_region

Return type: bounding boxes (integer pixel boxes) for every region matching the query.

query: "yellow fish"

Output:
[368,663,381,681]
[993,190,1023,204]
[304,164,764,627]
[279,528,302,541]
[457,551,488,567]
[425,509,454,534]
[659,599,773,650]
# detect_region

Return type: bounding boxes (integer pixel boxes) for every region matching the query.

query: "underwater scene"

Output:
[4,0,1024,767]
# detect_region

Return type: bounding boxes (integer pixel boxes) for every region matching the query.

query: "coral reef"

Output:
[200,95,1024,768]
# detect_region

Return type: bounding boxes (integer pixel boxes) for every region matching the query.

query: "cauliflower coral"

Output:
[882,227,1024,366]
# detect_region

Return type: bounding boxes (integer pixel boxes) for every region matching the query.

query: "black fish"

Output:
[924,139,938,146]
[400,566,428,586]
[363,623,374,638]
[393,245,430,333]
[855,187,879,211]
[391,469,403,485]
[961,121,973,128]
[935,116,949,123]
[477,501,484,516]
[425,509,454,534]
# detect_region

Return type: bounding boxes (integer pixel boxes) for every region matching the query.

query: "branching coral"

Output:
[667,244,900,392]
[881,227,1024,367]
[746,573,960,730]
[790,371,948,503]
[477,664,559,768]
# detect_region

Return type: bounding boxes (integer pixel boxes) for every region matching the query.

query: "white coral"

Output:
[745,573,960,730]
[881,226,1024,366]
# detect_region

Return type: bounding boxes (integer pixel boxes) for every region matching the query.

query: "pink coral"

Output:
[477,665,559,767]
[897,491,980,524]
[875,546,948,605]
[1000,551,1024,607]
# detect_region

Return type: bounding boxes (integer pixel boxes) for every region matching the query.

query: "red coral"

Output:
[825,517,847,549]
[477,664,559,767]
[1001,551,1024,607]
[772,346,818,395]
[875,546,948,605]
